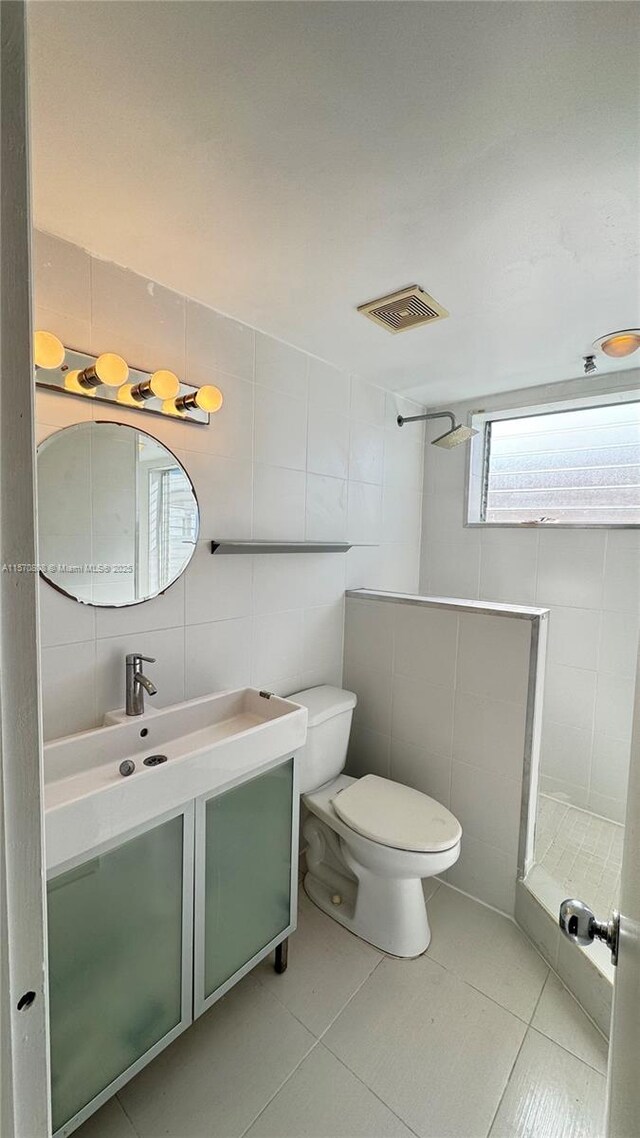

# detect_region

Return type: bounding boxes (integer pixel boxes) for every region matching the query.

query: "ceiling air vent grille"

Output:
[357,285,449,334]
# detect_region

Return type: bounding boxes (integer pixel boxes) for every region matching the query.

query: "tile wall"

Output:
[343,592,545,914]
[420,371,640,823]
[34,231,425,740]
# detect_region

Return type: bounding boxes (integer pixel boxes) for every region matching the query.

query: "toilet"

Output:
[290,684,462,958]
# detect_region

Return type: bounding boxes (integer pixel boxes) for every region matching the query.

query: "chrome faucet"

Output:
[125,653,158,716]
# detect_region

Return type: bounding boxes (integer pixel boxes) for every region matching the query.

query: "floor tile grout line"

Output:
[115,1092,142,1137]
[527,1024,608,1079]
[238,952,386,1137]
[482,1024,530,1138]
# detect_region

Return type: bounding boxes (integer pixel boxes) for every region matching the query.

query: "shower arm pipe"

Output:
[396,410,456,429]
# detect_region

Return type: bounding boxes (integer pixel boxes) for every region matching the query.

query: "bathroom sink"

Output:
[44,688,307,869]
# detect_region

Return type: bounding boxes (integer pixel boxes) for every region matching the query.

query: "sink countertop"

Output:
[44,688,307,871]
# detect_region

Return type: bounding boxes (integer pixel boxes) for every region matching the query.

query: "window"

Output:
[467,394,640,527]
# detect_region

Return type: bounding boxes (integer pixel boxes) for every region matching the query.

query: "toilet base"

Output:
[302,811,433,957]
[303,870,431,957]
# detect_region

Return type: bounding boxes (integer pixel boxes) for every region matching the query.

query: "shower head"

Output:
[431,423,478,449]
[396,410,478,448]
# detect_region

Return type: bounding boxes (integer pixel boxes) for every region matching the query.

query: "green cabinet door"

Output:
[47,809,192,1135]
[198,760,295,1008]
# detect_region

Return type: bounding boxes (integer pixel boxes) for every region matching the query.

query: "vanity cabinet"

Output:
[195,758,295,1012]
[47,757,297,1137]
[47,805,194,1136]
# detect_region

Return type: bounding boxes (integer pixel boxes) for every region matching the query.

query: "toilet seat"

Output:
[331,774,462,853]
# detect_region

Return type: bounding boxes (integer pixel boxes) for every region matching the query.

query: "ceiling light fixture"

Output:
[593,329,640,359]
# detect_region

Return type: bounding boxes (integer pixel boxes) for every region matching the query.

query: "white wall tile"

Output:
[452,690,526,780]
[391,673,454,756]
[252,553,308,615]
[540,720,592,789]
[479,531,539,605]
[349,377,385,426]
[185,543,252,625]
[252,611,304,687]
[344,597,395,675]
[305,475,347,541]
[182,450,253,540]
[307,357,349,412]
[599,611,640,678]
[185,300,254,382]
[547,606,601,670]
[35,305,92,361]
[96,577,185,639]
[307,407,349,478]
[348,420,384,484]
[594,672,635,743]
[39,579,95,648]
[603,531,640,613]
[347,481,382,544]
[346,726,390,780]
[185,617,252,698]
[382,487,422,545]
[536,531,606,610]
[383,427,424,490]
[343,660,393,736]
[254,386,307,471]
[450,761,521,858]
[447,832,516,914]
[389,737,452,807]
[95,627,185,717]
[423,536,481,599]
[253,465,306,541]
[590,733,631,803]
[456,613,531,704]
[255,333,308,400]
[34,231,91,321]
[91,259,186,376]
[394,604,458,686]
[302,602,344,673]
[40,641,96,740]
[195,372,254,460]
[542,663,597,731]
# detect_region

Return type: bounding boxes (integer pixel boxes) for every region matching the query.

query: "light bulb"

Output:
[95,353,129,387]
[34,330,65,369]
[600,332,640,358]
[174,384,224,414]
[64,370,96,397]
[149,370,180,399]
[117,384,144,406]
[194,384,223,413]
[130,369,181,402]
[161,398,186,418]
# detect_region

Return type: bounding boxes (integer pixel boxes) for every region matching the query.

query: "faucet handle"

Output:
[126,653,156,666]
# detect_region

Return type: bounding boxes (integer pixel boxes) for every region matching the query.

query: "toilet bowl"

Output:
[290,685,462,957]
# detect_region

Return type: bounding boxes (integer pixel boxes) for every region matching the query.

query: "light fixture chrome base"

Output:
[35,348,210,424]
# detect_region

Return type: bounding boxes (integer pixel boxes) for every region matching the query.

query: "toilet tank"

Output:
[289,686,357,794]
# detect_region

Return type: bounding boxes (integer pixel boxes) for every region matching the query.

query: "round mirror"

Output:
[37,421,199,606]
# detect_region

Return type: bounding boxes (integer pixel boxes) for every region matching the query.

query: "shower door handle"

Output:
[559,898,620,965]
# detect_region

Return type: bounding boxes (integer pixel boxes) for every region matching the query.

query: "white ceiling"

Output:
[27,1,639,403]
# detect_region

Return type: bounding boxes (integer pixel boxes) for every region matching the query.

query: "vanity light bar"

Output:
[33,333,223,426]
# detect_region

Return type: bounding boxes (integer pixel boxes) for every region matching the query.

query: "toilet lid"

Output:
[331,775,462,853]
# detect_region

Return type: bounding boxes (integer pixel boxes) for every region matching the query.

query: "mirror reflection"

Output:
[37,421,199,606]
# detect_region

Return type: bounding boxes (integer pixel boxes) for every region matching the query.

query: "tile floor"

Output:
[535,794,623,916]
[77,882,607,1138]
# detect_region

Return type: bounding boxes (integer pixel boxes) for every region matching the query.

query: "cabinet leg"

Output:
[274,938,288,974]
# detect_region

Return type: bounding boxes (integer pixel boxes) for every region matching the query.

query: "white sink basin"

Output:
[44,688,307,870]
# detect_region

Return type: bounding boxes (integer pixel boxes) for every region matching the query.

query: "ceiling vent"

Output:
[357,285,449,334]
